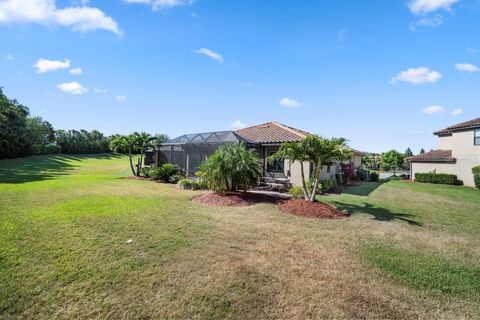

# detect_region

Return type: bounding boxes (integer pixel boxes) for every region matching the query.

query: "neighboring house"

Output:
[408,117,480,187]
[156,121,364,186]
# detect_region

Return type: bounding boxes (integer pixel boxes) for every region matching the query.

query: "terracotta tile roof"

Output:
[235,122,309,144]
[433,117,480,135]
[349,148,365,156]
[407,149,456,163]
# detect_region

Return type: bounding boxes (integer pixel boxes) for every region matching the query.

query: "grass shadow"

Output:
[341,182,383,196]
[331,201,423,226]
[0,154,122,184]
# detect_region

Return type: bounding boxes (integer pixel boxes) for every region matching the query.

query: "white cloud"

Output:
[422,105,446,115]
[466,47,478,54]
[92,88,107,94]
[34,58,70,73]
[57,81,88,95]
[195,48,224,63]
[0,0,120,35]
[4,53,14,60]
[279,97,301,108]
[69,67,82,75]
[116,95,127,102]
[408,0,459,15]
[390,67,442,85]
[410,15,443,30]
[455,63,479,73]
[123,0,192,10]
[230,120,246,130]
[451,108,463,116]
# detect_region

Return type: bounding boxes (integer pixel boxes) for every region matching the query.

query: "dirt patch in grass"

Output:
[278,199,347,219]
[193,192,283,207]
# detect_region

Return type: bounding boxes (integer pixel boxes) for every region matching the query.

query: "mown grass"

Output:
[1,154,480,319]
[364,243,480,299]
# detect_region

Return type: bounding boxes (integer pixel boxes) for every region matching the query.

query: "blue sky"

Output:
[1,0,479,153]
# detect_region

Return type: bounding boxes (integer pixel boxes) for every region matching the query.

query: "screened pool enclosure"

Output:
[157,131,256,176]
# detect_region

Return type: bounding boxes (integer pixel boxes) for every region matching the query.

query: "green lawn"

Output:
[1,155,480,319]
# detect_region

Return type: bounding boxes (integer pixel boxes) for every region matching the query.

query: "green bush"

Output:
[140,166,151,177]
[150,163,178,183]
[193,180,208,190]
[356,168,368,181]
[170,174,184,184]
[474,175,480,189]
[473,166,480,189]
[288,186,304,199]
[178,178,194,189]
[198,143,261,193]
[369,172,379,182]
[415,173,459,185]
[319,178,338,193]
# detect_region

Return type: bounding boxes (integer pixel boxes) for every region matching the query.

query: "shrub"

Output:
[193,180,208,190]
[356,168,368,181]
[472,166,480,175]
[170,174,184,184]
[198,143,261,193]
[415,173,458,185]
[178,178,194,189]
[319,178,337,193]
[140,166,151,177]
[369,172,379,182]
[473,166,480,189]
[288,186,304,199]
[474,175,480,189]
[335,173,343,185]
[150,163,178,183]
[340,163,355,183]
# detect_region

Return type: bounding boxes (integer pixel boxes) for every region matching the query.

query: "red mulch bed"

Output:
[278,199,347,219]
[193,192,347,220]
[193,192,283,207]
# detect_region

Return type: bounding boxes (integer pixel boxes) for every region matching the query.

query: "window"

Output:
[476,129,480,146]
[267,150,284,172]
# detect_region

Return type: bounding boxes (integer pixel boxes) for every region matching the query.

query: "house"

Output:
[408,117,480,187]
[156,121,364,186]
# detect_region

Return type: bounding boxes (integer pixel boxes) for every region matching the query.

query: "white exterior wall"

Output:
[412,129,480,187]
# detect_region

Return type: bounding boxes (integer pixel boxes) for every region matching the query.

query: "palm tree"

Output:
[198,143,261,193]
[110,134,137,176]
[133,132,156,176]
[306,136,351,201]
[268,141,310,200]
[269,135,351,202]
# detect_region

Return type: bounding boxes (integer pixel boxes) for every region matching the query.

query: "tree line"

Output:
[0,88,167,159]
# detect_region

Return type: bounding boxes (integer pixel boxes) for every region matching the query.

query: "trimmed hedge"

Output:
[473,166,480,189]
[415,173,458,185]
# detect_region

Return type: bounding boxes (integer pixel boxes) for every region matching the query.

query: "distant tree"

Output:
[420,148,426,154]
[381,150,405,176]
[404,147,413,157]
[0,88,31,159]
[362,153,375,169]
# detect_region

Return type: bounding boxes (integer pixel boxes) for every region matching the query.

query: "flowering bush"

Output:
[340,163,355,183]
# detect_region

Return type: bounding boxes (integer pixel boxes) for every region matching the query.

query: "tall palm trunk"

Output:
[309,164,322,202]
[128,148,136,176]
[300,161,310,201]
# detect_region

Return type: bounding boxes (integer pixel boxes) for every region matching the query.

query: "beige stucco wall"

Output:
[420,129,480,187]
[440,130,480,158]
